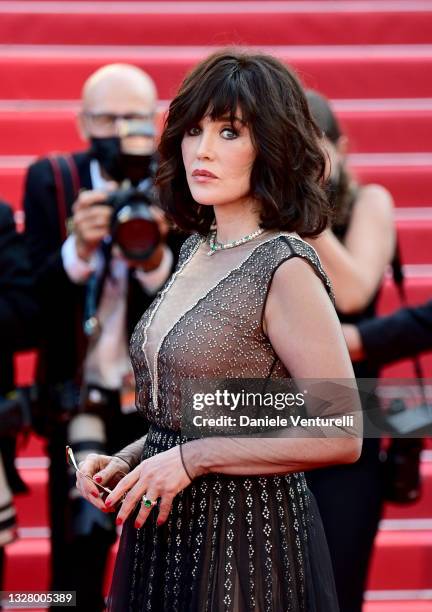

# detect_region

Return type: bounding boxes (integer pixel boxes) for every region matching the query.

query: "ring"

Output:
[142,495,157,509]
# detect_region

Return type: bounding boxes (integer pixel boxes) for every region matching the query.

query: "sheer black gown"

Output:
[108,232,342,612]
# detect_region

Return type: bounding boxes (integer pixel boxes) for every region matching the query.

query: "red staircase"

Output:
[2,1,432,610]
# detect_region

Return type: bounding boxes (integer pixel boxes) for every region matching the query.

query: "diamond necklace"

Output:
[207,227,265,256]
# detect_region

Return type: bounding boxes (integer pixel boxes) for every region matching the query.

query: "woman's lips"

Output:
[192,174,218,183]
[191,169,218,182]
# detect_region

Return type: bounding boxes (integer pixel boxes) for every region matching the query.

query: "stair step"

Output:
[14,469,49,528]
[0,100,431,155]
[364,601,432,612]
[367,531,432,590]
[1,44,432,100]
[4,528,432,593]
[3,536,117,594]
[1,1,432,47]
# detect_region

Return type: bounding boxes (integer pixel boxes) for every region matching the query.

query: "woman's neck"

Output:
[212,198,261,243]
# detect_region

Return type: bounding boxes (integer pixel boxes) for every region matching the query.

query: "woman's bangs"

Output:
[181,71,252,129]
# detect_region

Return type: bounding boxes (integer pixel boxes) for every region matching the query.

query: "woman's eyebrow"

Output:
[215,115,246,125]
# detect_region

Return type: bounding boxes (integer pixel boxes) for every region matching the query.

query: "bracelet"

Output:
[112,454,133,471]
[179,444,194,483]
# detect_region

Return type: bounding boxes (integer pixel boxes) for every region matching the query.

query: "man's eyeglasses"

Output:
[83,112,155,132]
[66,445,121,497]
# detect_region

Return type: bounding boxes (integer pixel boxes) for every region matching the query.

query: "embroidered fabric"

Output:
[107,231,358,611]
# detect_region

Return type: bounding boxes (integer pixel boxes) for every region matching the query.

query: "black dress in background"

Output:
[306,199,385,612]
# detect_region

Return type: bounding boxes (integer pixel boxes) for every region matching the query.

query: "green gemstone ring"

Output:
[142,495,156,509]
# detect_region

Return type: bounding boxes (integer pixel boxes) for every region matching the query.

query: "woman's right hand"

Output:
[76,453,130,512]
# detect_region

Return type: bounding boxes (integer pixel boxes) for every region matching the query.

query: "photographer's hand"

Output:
[72,186,117,261]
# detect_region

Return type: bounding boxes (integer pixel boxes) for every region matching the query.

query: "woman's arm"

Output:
[306,185,395,314]
[180,256,362,479]
[112,435,147,471]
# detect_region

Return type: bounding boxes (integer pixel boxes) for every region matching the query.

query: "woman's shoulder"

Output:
[177,233,204,261]
[257,231,322,266]
[257,232,334,302]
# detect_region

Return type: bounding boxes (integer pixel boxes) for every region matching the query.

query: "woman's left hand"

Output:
[103,444,192,528]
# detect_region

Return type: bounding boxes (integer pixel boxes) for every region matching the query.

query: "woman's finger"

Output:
[104,467,140,510]
[114,479,147,525]
[155,494,175,527]
[93,458,129,487]
[133,489,159,529]
[75,473,107,511]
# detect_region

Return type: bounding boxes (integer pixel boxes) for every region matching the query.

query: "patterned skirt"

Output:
[107,424,339,612]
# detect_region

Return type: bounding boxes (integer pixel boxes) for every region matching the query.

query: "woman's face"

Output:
[181,112,256,207]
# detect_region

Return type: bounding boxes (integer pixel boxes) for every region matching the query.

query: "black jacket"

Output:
[0,202,38,393]
[0,202,38,493]
[358,300,432,366]
[23,151,184,385]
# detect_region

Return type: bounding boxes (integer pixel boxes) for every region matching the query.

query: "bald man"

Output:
[23,64,185,611]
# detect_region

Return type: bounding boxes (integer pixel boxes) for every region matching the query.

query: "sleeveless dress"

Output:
[108,231,340,612]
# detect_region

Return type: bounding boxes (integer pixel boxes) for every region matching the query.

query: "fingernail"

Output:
[134,521,140,529]
[105,500,111,507]
[94,476,102,483]
[91,491,98,498]
[115,517,123,526]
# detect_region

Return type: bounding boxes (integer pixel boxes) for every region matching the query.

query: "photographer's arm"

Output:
[343,300,432,365]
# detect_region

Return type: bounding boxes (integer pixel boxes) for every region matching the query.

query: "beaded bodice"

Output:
[130,231,333,431]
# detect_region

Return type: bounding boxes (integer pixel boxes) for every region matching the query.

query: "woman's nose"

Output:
[196,132,215,160]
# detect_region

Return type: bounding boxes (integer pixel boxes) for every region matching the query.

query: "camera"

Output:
[105,184,161,262]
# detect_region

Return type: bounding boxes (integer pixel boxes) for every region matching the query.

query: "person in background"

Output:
[343,300,432,364]
[0,201,38,596]
[304,90,396,612]
[23,64,184,611]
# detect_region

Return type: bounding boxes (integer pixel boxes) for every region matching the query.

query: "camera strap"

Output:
[47,154,87,388]
[48,154,81,241]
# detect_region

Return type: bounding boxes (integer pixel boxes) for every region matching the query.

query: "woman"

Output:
[76,50,362,611]
[304,90,396,612]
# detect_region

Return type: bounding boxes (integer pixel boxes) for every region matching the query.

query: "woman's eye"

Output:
[186,126,201,136]
[221,127,238,139]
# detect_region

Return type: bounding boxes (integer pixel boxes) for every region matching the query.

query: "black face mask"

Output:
[90,137,154,185]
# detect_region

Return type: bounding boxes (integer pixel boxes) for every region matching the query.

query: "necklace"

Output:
[207,227,265,256]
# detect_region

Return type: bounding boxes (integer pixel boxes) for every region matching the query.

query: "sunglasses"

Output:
[66,445,118,497]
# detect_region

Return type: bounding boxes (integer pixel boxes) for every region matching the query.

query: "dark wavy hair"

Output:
[157,49,330,237]
[306,89,357,226]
